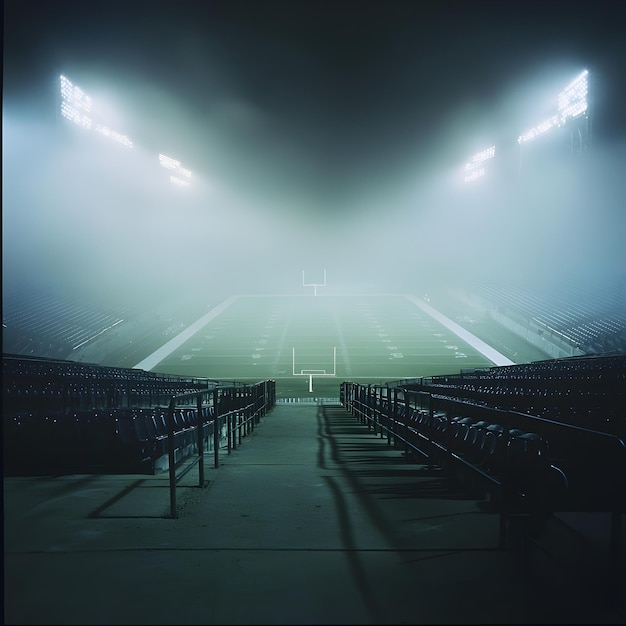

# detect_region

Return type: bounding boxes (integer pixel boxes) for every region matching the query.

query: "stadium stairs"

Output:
[3,352,626,624]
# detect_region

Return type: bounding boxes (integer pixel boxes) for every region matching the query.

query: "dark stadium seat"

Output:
[506,432,550,493]
[431,411,448,439]
[76,409,116,467]
[152,410,169,438]
[139,409,169,458]
[113,411,154,470]
[186,409,198,427]
[4,412,43,472]
[481,424,508,474]
[445,416,472,452]
[43,412,83,467]
[463,420,491,462]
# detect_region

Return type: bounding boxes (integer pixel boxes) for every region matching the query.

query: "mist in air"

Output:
[3,54,626,313]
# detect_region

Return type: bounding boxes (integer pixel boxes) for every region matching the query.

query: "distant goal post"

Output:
[302,269,326,296]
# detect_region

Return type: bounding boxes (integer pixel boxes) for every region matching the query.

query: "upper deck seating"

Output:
[477,280,626,355]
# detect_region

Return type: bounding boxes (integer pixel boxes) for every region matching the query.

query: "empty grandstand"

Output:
[3,2,626,624]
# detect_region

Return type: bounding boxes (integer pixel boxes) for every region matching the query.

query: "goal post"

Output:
[302,269,327,296]
[292,346,337,392]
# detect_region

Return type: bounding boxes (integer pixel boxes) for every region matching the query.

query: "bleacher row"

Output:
[340,354,626,565]
[407,354,626,436]
[477,280,626,354]
[5,405,218,475]
[3,354,276,476]
[3,353,211,412]
[2,288,130,358]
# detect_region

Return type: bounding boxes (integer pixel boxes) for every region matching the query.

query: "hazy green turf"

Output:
[149,294,497,398]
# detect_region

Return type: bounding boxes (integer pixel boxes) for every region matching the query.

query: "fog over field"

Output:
[3,1,626,316]
[4,104,625,310]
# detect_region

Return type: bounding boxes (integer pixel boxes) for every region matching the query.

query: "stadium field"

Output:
[134,294,515,398]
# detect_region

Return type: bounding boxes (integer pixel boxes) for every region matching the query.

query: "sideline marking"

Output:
[133,296,239,371]
[404,294,514,366]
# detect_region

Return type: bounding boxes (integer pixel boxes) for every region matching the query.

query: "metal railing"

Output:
[340,379,625,590]
[164,379,275,518]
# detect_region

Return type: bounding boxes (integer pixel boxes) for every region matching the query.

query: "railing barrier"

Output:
[164,380,276,518]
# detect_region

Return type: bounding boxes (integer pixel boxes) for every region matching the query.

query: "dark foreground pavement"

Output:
[4,402,625,625]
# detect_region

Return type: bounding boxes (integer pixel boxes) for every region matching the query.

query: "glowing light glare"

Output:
[170,176,191,187]
[518,70,588,144]
[464,168,486,183]
[60,75,93,129]
[558,69,588,120]
[60,101,92,129]
[95,124,133,148]
[463,146,495,183]
[58,74,133,148]
[159,153,192,186]
[517,114,560,143]
[60,75,92,113]
[464,146,495,170]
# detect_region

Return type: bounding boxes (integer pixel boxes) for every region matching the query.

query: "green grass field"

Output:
[144,294,522,398]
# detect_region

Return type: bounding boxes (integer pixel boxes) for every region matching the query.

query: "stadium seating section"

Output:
[2,288,130,359]
[3,354,275,475]
[477,280,626,355]
[341,353,625,563]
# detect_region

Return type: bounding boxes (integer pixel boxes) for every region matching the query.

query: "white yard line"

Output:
[404,294,515,366]
[133,296,239,371]
[134,293,514,373]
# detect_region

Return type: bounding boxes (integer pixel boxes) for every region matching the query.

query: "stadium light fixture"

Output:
[159,153,192,187]
[60,75,92,129]
[94,124,134,148]
[463,146,495,183]
[58,75,133,147]
[558,69,589,120]
[518,69,588,144]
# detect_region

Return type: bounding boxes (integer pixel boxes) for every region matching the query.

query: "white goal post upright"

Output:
[302,269,327,296]
[293,346,337,393]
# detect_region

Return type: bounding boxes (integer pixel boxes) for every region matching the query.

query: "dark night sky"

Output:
[3,0,626,296]
[5,0,625,192]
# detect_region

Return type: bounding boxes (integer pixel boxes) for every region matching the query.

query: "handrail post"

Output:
[239,407,243,443]
[253,384,258,428]
[391,387,397,446]
[385,386,392,442]
[197,393,204,487]
[243,390,248,439]
[228,410,233,453]
[378,385,383,438]
[241,389,245,438]
[244,387,250,437]
[167,399,177,519]
[213,387,220,468]
[404,392,410,456]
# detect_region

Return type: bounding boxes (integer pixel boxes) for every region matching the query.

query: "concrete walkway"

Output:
[4,403,625,625]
